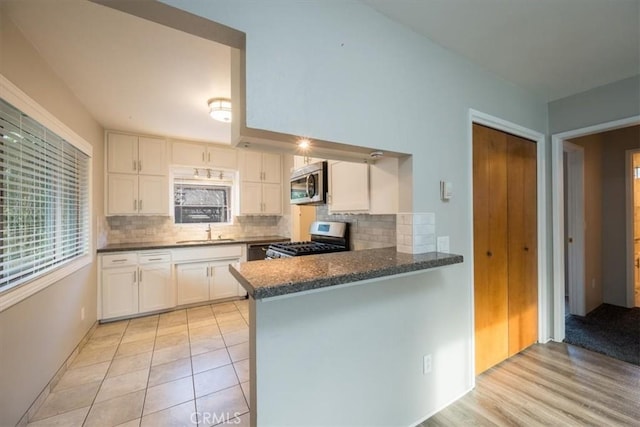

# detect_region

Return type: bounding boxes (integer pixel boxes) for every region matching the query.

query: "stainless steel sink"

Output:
[176,239,235,244]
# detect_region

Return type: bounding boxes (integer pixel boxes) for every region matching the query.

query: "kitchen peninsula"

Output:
[230,248,464,426]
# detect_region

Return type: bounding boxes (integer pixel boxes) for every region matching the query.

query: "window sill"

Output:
[0,255,92,312]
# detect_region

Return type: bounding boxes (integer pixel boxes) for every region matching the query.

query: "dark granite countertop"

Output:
[229,247,463,299]
[96,235,289,253]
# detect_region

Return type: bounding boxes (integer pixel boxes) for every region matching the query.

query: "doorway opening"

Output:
[551,117,640,342]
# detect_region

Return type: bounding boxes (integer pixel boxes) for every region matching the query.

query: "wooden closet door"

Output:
[473,124,509,374]
[507,135,538,356]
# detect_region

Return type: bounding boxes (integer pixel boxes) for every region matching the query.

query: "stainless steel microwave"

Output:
[290,161,327,205]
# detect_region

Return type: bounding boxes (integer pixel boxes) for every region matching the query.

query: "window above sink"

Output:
[172,167,238,225]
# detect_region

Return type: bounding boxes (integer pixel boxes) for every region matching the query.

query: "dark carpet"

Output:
[564,303,640,365]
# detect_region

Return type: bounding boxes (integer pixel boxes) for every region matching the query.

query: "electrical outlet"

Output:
[81,307,85,321]
[423,354,432,374]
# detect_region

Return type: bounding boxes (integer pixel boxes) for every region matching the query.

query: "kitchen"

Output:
[1,2,464,424]
[1,0,638,426]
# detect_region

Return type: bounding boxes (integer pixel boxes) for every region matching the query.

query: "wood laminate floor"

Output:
[423,342,640,426]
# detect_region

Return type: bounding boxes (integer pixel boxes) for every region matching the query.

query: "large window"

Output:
[0,98,89,293]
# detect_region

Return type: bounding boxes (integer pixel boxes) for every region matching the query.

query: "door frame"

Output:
[563,141,586,317]
[468,109,548,352]
[625,148,640,308]
[551,115,640,341]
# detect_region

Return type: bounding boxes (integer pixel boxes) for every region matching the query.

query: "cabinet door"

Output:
[108,133,138,174]
[138,175,168,214]
[138,137,167,175]
[207,145,237,169]
[240,181,263,215]
[176,262,210,305]
[262,153,282,183]
[139,263,173,312]
[108,174,139,215]
[102,266,139,319]
[210,260,240,300]
[172,140,206,166]
[262,183,282,215]
[241,151,263,182]
[328,161,369,213]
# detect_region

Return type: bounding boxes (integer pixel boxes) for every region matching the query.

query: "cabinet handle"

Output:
[134,199,137,211]
[202,152,205,162]
[138,160,142,172]
[112,258,128,263]
[139,199,143,211]
[133,160,137,171]
[148,258,162,261]
[208,152,211,162]
[524,246,529,251]
[486,251,493,257]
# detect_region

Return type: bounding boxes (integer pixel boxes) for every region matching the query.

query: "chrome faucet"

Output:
[206,224,212,241]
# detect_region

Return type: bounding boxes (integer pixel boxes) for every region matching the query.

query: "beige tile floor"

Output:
[28,300,251,427]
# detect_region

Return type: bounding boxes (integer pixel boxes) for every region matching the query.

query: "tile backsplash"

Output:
[315,205,396,250]
[100,215,291,247]
[99,208,395,250]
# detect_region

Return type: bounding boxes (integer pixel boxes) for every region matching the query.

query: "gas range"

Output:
[265,221,349,259]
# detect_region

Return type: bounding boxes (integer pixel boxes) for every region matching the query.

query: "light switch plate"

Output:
[437,236,450,253]
[440,181,453,201]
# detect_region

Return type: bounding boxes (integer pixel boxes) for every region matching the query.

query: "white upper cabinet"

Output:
[106,131,169,216]
[328,161,370,213]
[107,132,167,175]
[238,151,283,215]
[328,158,398,215]
[241,151,281,183]
[171,140,237,170]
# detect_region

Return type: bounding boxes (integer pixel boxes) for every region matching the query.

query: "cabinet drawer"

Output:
[138,252,171,264]
[101,253,137,268]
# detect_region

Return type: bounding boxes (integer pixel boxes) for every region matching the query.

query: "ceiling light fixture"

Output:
[208,98,232,123]
[297,138,311,151]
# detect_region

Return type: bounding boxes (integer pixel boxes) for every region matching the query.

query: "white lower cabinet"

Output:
[99,245,245,321]
[138,261,173,313]
[176,262,210,305]
[100,251,172,320]
[210,260,241,300]
[101,265,139,319]
[175,258,242,305]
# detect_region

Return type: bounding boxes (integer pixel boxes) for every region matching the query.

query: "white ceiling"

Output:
[3,0,639,145]
[363,0,640,101]
[3,0,232,144]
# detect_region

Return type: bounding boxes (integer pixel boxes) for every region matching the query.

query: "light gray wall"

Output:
[0,11,104,426]
[252,268,469,426]
[161,0,548,420]
[549,75,640,134]
[601,125,640,306]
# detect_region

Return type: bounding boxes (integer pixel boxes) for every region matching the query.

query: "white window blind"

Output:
[0,98,89,292]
